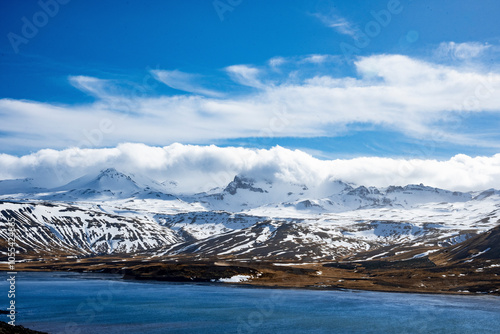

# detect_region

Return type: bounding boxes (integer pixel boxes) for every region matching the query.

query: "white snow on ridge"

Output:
[0,201,180,255]
[1,169,499,260]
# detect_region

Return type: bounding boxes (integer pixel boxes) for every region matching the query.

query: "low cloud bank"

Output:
[0,143,499,193]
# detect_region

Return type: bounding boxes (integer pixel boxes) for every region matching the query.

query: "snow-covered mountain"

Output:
[44,168,150,200]
[192,175,473,215]
[0,200,180,256]
[0,169,475,213]
[0,169,499,261]
[0,178,46,196]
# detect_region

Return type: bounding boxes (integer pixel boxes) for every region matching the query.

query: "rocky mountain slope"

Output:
[0,201,179,256]
[0,168,499,263]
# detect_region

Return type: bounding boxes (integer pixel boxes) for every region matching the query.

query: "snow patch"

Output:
[219,275,252,283]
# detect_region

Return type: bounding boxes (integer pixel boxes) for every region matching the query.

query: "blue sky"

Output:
[1,0,500,158]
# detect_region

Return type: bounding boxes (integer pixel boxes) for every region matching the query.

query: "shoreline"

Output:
[3,269,499,298]
[3,267,500,334]
[3,255,499,297]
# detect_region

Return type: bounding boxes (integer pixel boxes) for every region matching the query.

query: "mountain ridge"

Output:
[1,168,499,269]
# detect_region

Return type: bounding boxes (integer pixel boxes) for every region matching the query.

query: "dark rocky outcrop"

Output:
[0,321,48,334]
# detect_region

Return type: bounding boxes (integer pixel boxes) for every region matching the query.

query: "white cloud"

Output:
[1,53,500,153]
[69,76,112,98]
[435,41,491,60]
[268,56,286,68]
[302,54,329,64]
[268,54,339,68]
[313,12,358,37]
[225,65,265,88]
[151,69,223,97]
[1,143,500,192]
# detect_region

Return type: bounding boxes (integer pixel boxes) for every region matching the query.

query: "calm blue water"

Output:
[1,271,500,333]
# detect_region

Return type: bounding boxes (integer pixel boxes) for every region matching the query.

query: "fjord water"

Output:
[4,272,500,333]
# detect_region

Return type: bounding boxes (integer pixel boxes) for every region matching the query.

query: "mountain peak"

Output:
[96,168,134,182]
[224,175,267,195]
[51,168,140,199]
[100,167,119,174]
[347,185,379,197]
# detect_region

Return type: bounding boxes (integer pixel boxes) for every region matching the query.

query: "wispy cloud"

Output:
[225,65,265,88]
[268,56,287,68]
[268,54,339,68]
[313,12,358,37]
[301,54,338,64]
[151,70,223,97]
[434,41,491,60]
[69,76,112,98]
[1,51,500,153]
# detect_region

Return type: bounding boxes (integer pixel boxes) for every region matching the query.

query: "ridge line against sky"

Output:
[1,0,500,159]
